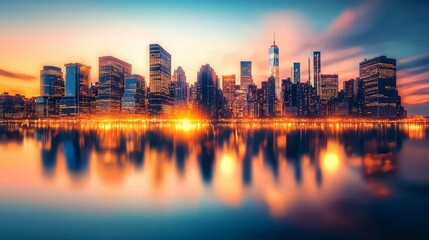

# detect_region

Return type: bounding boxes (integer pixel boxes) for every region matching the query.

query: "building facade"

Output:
[308,51,321,95]
[240,61,253,90]
[149,44,172,116]
[59,63,91,116]
[97,56,132,114]
[121,74,146,114]
[36,66,65,118]
[292,62,301,84]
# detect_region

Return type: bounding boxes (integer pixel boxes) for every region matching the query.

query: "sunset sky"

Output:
[1,0,428,114]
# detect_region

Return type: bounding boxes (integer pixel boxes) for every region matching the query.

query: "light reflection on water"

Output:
[1,122,429,239]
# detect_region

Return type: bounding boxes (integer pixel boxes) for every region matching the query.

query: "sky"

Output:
[0,0,429,115]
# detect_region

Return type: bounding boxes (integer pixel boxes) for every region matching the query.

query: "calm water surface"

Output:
[1,121,429,239]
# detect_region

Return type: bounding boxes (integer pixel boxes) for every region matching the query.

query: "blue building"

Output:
[59,63,91,116]
[308,51,321,96]
[269,37,280,100]
[196,64,222,118]
[292,62,300,84]
[121,74,146,114]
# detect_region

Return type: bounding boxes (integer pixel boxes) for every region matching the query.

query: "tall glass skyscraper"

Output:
[197,64,220,118]
[121,74,146,114]
[269,38,280,100]
[222,74,236,112]
[308,51,321,95]
[60,63,91,115]
[172,66,187,104]
[97,56,132,113]
[240,61,252,90]
[36,66,65,117]
[359,56,403,117]
[40,66,64,97]
[292,62,300,84]
[267,76,276,117]
[149,44,172,116]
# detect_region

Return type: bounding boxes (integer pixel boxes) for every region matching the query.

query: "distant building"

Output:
[320,74,338,102]
[233,85,247,118]
[267,76,276,117]
[172,67,187,104]
[308,51,321,95]
[343,79,355,98]
[149,44,172,116]
[269,37,280,100]
[0,93,33,119]
[35,66,65,118]
[247,84,258,118]
[292,62,301,84]
[60,63,91,116]
[359,56,404,117]
[222,74,236,114]
[121,74,146,114]
[196,64,222,118]
[281,78,298,116]
[97,56,132,114]
[240,61,253,90]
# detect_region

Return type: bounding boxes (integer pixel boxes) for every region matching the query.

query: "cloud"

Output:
[0,69,36,81]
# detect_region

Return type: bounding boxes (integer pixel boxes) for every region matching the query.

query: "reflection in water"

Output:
[1,121,429,238]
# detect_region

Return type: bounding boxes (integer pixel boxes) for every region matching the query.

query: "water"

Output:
[1,121,429,239]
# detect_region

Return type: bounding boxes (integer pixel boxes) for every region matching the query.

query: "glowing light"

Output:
[322,152,340,173]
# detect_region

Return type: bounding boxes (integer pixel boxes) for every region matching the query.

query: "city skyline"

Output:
[0,0,428,115]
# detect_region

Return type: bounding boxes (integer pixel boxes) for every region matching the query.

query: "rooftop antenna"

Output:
[273,32,276,45]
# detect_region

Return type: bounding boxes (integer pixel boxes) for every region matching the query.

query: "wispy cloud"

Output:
[0,69,36,81]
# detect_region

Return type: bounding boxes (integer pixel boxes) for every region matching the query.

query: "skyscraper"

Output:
[343,79,355,98]
[359,56,403,117]
[35,66,65,117]
[172,67,187,104]
[97,56,132,114]
[269,35,280,100]
[240,61,252,90]
[308,51,321,95]
[59,63,91,116]
[196,64,220,118]
[320,74,338,102]
[292,62,300,84]
[149,44,172,116]
[267,76,276,117]
[222,74,236,113]
[121,74,146,114]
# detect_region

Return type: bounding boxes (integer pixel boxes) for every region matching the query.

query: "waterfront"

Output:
[1,121,429,239]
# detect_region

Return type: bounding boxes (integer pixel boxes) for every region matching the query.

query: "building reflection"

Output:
[1,121,428,217]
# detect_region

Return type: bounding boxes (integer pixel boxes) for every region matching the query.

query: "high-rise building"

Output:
[320,74,338,102]
[247,84,258,118]
[149,44,172,116]
[240,61,252,90]
[59,63,91,116]
[172,67,187,104]
[267,76,276,117]
[359,56,404,117]
[35,66,65,117]
[308,51,321,95]
[269,36,280,100]
[292,62,301,84]
[222,74,236,113]
[233,85,246,118]
[196,64,221,118]
[121,74,146,114]
[343,79,355,98]
[281,78,298,116]
[97,56,132,114]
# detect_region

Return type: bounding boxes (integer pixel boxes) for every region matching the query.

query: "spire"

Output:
[273,32,276,45]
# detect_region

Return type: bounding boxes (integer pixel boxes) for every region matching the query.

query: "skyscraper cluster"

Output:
[0,39,407,120]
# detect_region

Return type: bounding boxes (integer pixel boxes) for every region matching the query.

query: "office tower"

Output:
[196,64,221,118]
[148,44,172,116]
[256,87,265,118]
[97,56,132,114]
[359,56,404,117]
[343,79,355,98]
[121,74,146,114]
[281,78,298,116]
[35,66,65,117]
[267,76,276,117]
[247,84,258,118]
[292,62,301,84]
[308,51,321,95]
[222,74,236,113]
[269,36,280,100]
[233,85,247,118]
[172,67,187,104]
[59,63,91,116]
[320,74,338,102]
[240,61,253,90]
